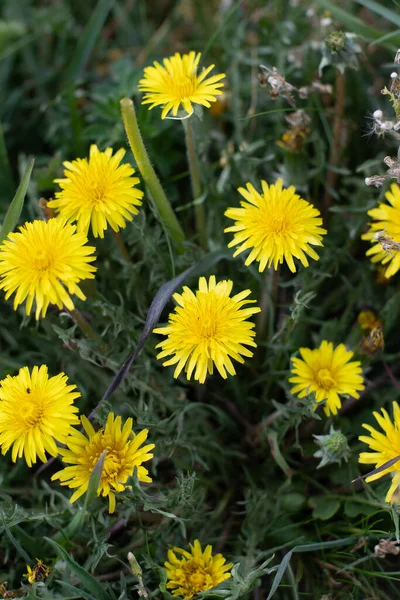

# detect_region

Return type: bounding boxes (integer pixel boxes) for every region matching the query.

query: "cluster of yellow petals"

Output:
[225,179,326,273]
[52,412,155,514]
[359,402,400,502]
[0,218,96,319]
[139,51,225,119]
[0,365,80,466]
[165,539,232,599]
[289,341,365,416]
[154,276,260,383]
[49,145,143,239]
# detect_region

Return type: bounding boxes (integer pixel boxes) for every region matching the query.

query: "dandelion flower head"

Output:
[165,539,233,599]
[225,179,327,272]
[0,218,96,319]
[0,365,80,467]
[52,413,155,513]
[362,182,400,278]
[154,275,261,384]
[138,51,225,119]
[48,145,143,238]
[359,402,400,502]
[289,340,364,416]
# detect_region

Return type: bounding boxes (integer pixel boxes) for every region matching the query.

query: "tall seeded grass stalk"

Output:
[120,98,186,247]
[183,118,207,250]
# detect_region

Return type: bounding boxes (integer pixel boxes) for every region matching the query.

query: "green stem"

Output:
[112,229,132,263]
[69,308,107,351]
[120,98,186,247]
[183,118,207,250]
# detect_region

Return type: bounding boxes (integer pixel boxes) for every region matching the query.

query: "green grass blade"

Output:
[44,538,112,600]
[64,0,115,87]
[0,158,34,244]
[314,0,400,49]
[356,0,400,28]
[0,121,14,201]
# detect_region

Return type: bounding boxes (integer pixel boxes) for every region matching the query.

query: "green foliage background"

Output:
[1,0,400,598]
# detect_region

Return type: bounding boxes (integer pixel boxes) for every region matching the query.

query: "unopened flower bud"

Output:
[373,109,383,119]
[313,426,351,469]
[391,72,399,79]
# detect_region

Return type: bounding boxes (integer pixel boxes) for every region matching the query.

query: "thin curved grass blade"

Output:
[0,158,34,244]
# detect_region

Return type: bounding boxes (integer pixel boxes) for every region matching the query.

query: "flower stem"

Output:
[69,308,107,351]
[183,118,207,250]
[112,230,131,263]
[120,98,186,247]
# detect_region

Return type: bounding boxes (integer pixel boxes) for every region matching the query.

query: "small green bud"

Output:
[127,552,142,578]
[325,31,347,55]
[313,426,351,469]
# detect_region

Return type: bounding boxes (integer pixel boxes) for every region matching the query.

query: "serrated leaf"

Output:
[44,538,112,600]
[0,158,34,243]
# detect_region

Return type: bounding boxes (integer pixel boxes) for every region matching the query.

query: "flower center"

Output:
[269,215,289,235]
[315,368,336,390]
[21,394,44,428]
[182,561,212,594]
[87,179,108,205]
[32,248,53,273]
[172,75,196,99]
[199,315,219,339]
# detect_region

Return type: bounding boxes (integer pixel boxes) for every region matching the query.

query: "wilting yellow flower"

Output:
[360,325,385,356]
[165,539,232,599]
[24,559,51,584]
[362,183,400,278]
[138,51,225,119]
[52,413,154,514]
[154,276,260,384]
[0,219,96,319]
[359,402,400,502]
[289,340,364,416]
[225,179,326,272]
[357,310,381,331]
[0,365,80,467]
[48,145,143,238]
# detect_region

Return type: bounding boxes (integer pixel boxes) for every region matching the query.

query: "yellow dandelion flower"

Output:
[138,51,225,119]
[48,145,143,238]
[154,275,261,384]
[51,412,155,514]
[359,402,400,502]
[0,365,80,467]
[289,340,365,416]
[362,182,400,278]
[0,218,96,319]
[224,179,327,272]
[165,539,233,599]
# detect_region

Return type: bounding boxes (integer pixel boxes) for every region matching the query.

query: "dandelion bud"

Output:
[392,72,399,79]
[373,109,383,119]
[314,427,351,469]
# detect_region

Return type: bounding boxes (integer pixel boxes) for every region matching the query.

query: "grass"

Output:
[1,0,400,598]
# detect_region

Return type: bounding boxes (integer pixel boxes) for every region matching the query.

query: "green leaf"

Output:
[0,159,34,244]
[0,121,14,200]
[64,0,115,86]
[266,551,293,600]
[84,449,106,509]
[314,0,400,49]
[311,496,341,520]
[355,0,400,28]
[1,512,31,563]
[44,538,112,600]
